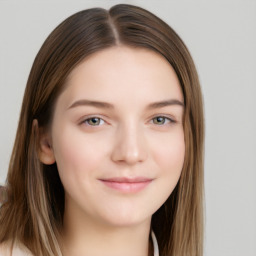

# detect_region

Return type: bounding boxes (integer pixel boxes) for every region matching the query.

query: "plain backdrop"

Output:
[0,0,256,255]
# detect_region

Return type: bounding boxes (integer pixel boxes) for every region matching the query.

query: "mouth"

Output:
[98,177,153,193]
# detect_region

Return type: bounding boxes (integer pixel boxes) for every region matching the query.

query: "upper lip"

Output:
[99,177,153,183]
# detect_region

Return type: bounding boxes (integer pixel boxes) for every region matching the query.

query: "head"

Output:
[0,4,204,256]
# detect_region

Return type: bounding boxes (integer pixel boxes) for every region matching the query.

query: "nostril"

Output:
[110,132,148,164]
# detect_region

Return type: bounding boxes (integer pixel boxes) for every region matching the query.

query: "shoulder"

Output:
[0,242,33,256]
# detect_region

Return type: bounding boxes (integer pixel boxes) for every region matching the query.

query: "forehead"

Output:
[59,46,183,107]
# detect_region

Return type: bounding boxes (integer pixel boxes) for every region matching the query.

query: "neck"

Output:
[61,200,152,256]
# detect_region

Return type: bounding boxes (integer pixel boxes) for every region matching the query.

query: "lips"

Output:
[99,177,153,193]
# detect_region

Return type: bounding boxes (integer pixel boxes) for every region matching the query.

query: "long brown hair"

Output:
[0,4,204,256]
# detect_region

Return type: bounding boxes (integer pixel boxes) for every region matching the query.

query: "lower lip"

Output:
[100,180,152,193]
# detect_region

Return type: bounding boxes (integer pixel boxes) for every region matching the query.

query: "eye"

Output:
[151,116,173,125]
[83,117,104,126]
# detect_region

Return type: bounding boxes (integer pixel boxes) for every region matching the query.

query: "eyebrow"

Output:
[68,99,114,110]
[67,98,184,110]
[146,99,184,109]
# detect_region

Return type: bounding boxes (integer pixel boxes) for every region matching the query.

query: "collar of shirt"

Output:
[151,230,159,256]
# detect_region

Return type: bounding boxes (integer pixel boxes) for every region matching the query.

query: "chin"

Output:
[97,206,152,228]
[104,217,150,229]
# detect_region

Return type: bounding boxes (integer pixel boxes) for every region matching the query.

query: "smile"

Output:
[99,177,153,193]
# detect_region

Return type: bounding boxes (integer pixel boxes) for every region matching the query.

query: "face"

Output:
[42,46,185,228]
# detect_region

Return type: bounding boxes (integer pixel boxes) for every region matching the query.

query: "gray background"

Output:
[0,0,255,255]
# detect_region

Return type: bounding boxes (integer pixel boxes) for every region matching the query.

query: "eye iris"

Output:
[88,118,100,125]
[153,116,165,125]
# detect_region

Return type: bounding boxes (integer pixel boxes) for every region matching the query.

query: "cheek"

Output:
[151,129,184,197]
[146,130,185,213]
[51,126,106,185]
[152,130,185,175]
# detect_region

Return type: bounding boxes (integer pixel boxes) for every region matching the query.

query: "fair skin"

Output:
[39,46,185,256]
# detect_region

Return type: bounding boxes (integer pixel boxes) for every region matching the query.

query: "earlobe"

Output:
[33,119,56,165]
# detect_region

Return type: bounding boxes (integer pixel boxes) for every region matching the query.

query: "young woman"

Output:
[0,4,204,256]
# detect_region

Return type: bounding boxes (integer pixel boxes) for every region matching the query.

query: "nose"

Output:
[111,123,148,165]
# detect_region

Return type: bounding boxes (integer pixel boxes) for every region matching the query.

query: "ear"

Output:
[33,119,56,165]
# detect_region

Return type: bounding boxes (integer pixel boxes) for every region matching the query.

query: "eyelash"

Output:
[150,116,176,125]
[80,115,176,127]
[81,117,105,126]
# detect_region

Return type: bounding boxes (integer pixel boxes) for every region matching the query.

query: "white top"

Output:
[151,230,160,256]
[0,242,32,256]
[0,232,160,256]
